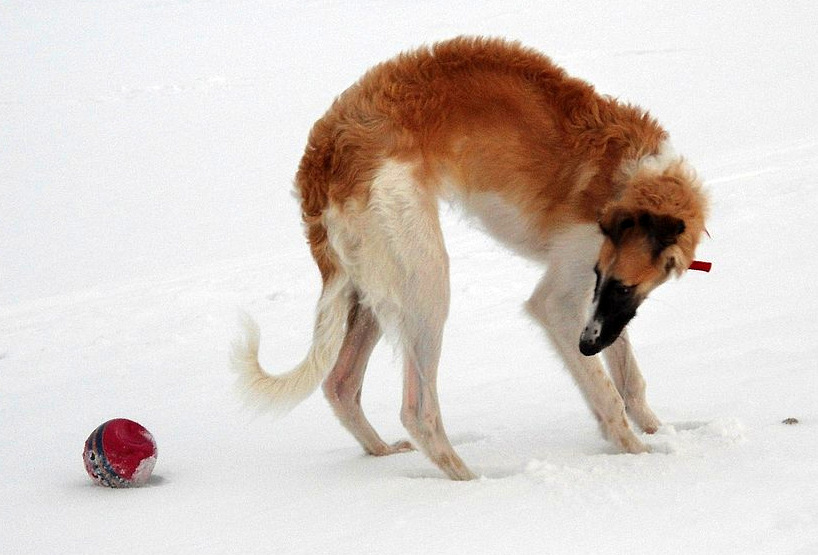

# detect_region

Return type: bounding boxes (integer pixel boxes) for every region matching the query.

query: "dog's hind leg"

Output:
[393,231,476,480]
[526,225,649,454]
[399,303,476,480]
[322,298,414,456]
[602,331,661,434]
[350,160,475,480]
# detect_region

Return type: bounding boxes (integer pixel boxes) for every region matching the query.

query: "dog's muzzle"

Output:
[579,319,604,356]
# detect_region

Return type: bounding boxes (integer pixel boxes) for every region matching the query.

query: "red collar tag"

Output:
[689,260,712,272]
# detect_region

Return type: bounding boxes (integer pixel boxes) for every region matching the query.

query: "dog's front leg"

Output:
[526,269,649,454]
[603,331,661,434]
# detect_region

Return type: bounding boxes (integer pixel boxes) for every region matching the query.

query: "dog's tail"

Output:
[233,111,357,414]
[231,273,351,415]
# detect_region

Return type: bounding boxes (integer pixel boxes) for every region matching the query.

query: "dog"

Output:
[232,37,709,480]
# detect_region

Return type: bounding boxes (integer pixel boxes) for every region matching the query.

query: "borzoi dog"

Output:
[232,37,709,480]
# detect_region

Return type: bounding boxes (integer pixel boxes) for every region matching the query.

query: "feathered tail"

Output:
[231,276,350,415]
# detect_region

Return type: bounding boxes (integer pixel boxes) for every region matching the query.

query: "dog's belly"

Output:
[456,191,551,261]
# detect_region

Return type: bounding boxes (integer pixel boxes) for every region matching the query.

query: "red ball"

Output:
[83,418,157,487]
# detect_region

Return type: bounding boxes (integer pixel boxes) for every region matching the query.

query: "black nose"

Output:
[579,338,602,356]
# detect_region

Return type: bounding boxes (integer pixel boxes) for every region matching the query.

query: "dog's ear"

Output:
[638,212,686,256]
[599,209,636,245]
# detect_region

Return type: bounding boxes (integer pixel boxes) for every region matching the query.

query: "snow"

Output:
[2,1,818,553]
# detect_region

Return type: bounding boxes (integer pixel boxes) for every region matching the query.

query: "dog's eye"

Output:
[615,284,633,297]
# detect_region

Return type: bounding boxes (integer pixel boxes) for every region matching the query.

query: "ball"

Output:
[83,418,157,487]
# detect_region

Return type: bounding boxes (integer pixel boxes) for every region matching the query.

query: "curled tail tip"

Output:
[230,313,272,410]
[229,312,313,416]
[230,314,260,375]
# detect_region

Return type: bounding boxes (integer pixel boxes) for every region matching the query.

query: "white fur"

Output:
[325,160,449,345]
[526,223,602,349]
[620,139,679,180]
[237,158,664,479]
[323,161,473,479]
[232,160,448,418]
[525,224,650,454]
[231,275,351,415]
[458,191,550,261]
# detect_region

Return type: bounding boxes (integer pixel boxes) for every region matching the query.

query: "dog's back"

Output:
[296,37,669,272]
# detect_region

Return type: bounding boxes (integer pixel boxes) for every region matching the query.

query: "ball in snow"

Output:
[83,418,157,488]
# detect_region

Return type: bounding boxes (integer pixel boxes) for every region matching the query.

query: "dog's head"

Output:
[579,157,708,356]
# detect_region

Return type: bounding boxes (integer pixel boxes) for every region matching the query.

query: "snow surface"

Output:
[2,1,818,553]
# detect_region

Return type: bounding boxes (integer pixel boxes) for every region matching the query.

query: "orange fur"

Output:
[295,37,704,284]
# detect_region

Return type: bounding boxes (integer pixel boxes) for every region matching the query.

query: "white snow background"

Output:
[2,1,818,553]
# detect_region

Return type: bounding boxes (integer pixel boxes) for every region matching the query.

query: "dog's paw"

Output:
[389,440,415,453]
[634,410,661,435]
[369,440,415,457]
[611,427,651,454]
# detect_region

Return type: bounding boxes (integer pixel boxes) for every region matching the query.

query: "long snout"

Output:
[578,302,636,356]
[580,270,641,356]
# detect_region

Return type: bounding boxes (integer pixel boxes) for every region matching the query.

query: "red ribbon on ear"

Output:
[689,260,712,272]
